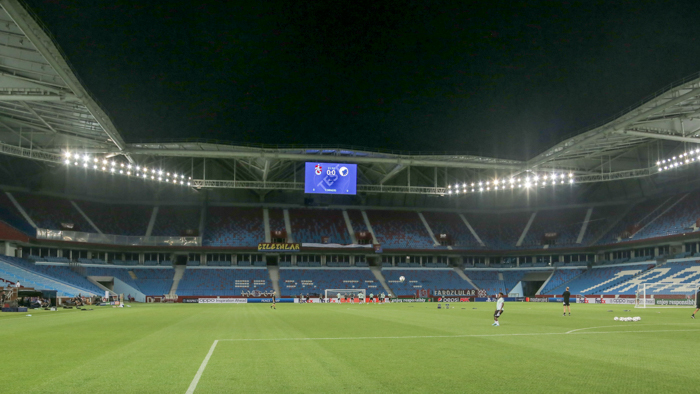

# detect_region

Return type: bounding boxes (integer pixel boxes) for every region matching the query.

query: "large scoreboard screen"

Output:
[304,162,357,195]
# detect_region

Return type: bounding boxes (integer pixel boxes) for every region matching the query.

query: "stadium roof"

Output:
[0,0,698,196]
[0,0,126,157]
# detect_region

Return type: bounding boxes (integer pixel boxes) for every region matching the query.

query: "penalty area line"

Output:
[187,329,700,392]
[217,328,700,342]
[186,340,218,394]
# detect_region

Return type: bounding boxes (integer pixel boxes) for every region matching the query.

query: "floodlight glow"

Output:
[127,171,131,175]
[110,168,115,172]
[152,169,156,173]
[509,178,514,183]
[110,161,115,167]
[455,190,459,194]
[448,185,451,188]
[93,158,98,163]
[64,152,71,158]
[471,188,474,192]
[525,182,531,188]
[158,170,163,175]
[479,187,484,192]
[83,163,87,168]
[462,183,466,187]
[543,174,548,180]
[158,177,162,181]
[119,170,123,174]
[83,155,89,161]
[102,166,106,170]
[64,159,70,164]
[448,190,452,194]
[93,165,97,169]
[187,182,191,186]
[167,173,171,176]
[151,176,154,179]
[120,163,125,167]
[471,183,475,187]
[180,181,184,185]
[478,181,483,186]
[569,179,574,183]
[658,168,662,172]
[568,173,573,177]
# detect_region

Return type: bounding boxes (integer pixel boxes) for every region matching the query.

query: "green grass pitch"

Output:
[1,302,698,393]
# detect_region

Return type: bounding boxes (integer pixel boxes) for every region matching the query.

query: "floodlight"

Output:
[110,161,115,166]
[64,152,71,158]
[127,171,131,175]
[509,178,514,183]
[158,177,162,181]
[479,187,483,192]
[569,179,574,183]
[151,175,155,179]
[180,181,184,184]
[110,168,115,172]
[64,159,70,164]
[152,169,156,173]
[478,181,483,186]
[658,168,662,172]
[462,183,466,187]
[448,190,452,194]
[471,183,475,186]
[181,175,185,179]
[119,170,123,174]
[187,182,191,186]
[448,185,451,188]
[93,165,97,169]
[543,174,548,180]
[167,173,170,176]
[83,163,87,168]
[102,166,106,170]
[93,158,98,163]
[121,163,125,167]
[83,155,89,161]
[471,188,474,192]
[103,159,108,164]
[158,170,163,175]
[455,190,459,194]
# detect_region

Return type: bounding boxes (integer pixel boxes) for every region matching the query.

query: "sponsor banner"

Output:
[655,298,696,306]
[437,297,472,303]
[247,298,274,303]
[257,243,300,252]
[181,298,199,304]
[433,289,477,297]
[529,297,550,303]
[198,298,248,304]
[391,298,427,303]
[601,298,637,305]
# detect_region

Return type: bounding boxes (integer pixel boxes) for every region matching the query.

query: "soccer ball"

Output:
[614,317,619,321]
[399,276,405,282]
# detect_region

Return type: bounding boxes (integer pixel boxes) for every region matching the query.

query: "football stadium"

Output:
[1,0,700,392]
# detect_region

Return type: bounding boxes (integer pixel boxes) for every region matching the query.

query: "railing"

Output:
[36,228,201,247]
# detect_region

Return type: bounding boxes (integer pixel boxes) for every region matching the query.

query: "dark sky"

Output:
[25,0,700,160]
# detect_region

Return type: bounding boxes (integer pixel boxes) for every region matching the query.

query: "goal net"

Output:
[324,289,365,301]
[635,283,698,308]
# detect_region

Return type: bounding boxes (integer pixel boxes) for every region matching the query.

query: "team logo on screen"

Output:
[314,164,322,175]
[339,166,349,177]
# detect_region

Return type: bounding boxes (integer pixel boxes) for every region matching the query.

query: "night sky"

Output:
[25,0,700,160]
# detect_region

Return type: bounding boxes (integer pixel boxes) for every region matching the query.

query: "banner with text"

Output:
[258,243,301,252]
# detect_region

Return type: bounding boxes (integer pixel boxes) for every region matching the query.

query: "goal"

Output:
[635,283,698,308]
[324,289,365,301]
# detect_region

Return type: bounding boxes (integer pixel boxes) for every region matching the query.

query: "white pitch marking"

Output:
[188,329,700,392]
[217,329,700,342]
[185,340,218,394]
[566,325,621,334]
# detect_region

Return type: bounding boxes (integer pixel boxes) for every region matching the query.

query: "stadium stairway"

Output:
[369,265,393,296]
[589,204,635,245]
[453,267,479,289]
[168,265,186,297]
[267,265,281,297]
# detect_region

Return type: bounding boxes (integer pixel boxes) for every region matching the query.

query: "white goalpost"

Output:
[324,289,366,301]
[635,283,698,308]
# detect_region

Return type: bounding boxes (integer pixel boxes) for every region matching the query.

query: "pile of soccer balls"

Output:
[614,316,641,322]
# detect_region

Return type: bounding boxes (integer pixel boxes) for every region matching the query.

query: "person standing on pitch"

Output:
[270,290,276,310]
[336,292,341,304]
[563,287,571,316]
[692,287,700,319]
[492,292,504,327]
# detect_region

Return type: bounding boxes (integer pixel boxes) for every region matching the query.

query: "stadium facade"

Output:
[1,0,700,303]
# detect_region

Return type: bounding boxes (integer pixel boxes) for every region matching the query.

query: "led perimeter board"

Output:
[305,162,357,195]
